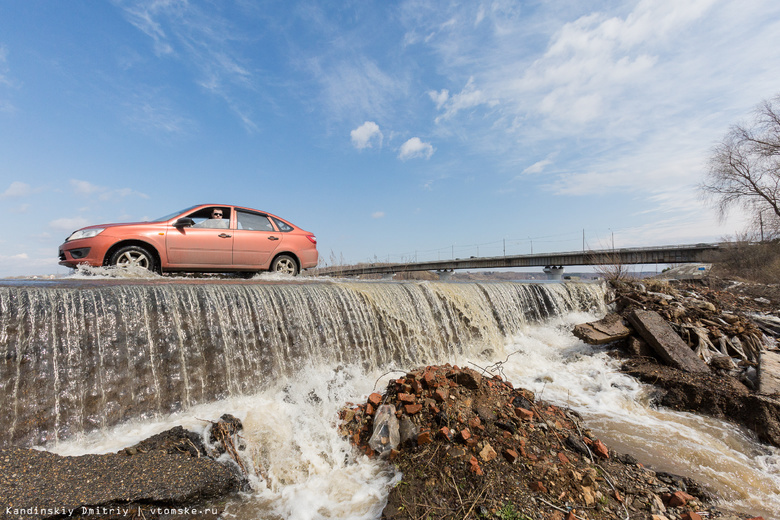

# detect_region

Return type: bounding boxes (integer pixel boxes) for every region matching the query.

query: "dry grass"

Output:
[711,240,780,283]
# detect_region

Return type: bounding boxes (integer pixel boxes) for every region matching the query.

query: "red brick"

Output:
[437,427,453,441]
[467,456,483,476]
[397,392,416,403]
[367,392,382,407]
[434,387,449,402]
[668,490,694,507]
[680,513,702,520]
[529,480,547,493]
[458,428,471,442]
[515,407,534,421]
[593,439,609,459]
[502,448,519,463]
[557,452,570,464]
[417,431,432,445]
[404,403,423,415]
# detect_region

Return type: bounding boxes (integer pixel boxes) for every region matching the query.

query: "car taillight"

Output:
[306,235,317,244]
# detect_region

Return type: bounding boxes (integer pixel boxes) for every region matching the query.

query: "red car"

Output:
[58,204,318,276]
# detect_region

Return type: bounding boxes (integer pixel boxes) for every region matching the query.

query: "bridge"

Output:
[314,243,721,279]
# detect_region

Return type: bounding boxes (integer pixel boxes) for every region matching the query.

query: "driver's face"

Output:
[212,210,223,219]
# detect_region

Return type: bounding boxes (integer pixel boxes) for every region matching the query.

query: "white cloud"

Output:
[118,0,257,129]
[311,56,405,121]
[371,211,385,219]
[351,121,383,149]
[49,217,91,232]
[399,137,435,160]
[428,89,449,109]
[71,179,104,196]
[0,181,32,199]
[521,159,553,175]
[431,77,496,122]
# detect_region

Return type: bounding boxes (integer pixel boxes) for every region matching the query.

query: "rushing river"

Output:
[1,272,778,519]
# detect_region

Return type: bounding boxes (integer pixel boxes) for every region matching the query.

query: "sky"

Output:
[1,0,780,277]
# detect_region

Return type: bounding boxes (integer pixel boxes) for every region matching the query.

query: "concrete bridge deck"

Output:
[315,243,721,278]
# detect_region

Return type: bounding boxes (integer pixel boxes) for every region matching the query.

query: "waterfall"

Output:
[0,280,607,447]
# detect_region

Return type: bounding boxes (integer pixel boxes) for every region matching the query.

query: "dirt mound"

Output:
[339,365,762,520]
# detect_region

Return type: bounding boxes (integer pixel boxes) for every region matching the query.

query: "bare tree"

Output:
[701,95,780,227]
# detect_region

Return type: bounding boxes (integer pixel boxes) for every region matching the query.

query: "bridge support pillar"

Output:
[543,265,564,280]
[381,272,396,280]
[436,269,454,281]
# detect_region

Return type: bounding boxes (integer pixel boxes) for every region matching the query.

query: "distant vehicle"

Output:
[58,204,318,276]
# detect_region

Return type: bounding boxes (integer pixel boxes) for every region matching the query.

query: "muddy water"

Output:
[3,273,778,518]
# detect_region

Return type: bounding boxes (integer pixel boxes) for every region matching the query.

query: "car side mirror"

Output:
[174,217,195,227]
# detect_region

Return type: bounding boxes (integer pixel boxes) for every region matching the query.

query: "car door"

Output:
[166,210,234,266]
[232,209,283,268]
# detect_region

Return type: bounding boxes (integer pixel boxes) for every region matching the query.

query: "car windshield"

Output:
[152,205,201,222]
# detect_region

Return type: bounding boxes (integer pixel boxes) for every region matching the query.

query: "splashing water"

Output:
[46,314,780,519]
[3,278,776,518]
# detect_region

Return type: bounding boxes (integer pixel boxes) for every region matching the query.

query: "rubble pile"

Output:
[339,365,764,520]
[574,279,780,448]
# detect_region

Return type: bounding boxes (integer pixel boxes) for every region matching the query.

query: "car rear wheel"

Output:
[271,254,298,276]
[110,245,155,271]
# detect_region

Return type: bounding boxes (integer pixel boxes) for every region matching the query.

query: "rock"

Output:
[447,368,482,389]
[758,350,780,396]
[627,309,710,374]
[565,434,590,456]
[573,314,632,345]
[626,336,656,358]
[479,443,497,462]
[0,428,242,520]
[709,355,737,370]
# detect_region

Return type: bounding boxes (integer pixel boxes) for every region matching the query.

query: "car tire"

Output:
[270,254,298,276]
[110,245,156,271]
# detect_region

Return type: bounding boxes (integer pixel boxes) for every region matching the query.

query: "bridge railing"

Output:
[313,243,721,277]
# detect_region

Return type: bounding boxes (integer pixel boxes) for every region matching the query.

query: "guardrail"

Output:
[314,243,721,277]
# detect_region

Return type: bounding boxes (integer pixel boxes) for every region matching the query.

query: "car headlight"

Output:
[66,228,105,241]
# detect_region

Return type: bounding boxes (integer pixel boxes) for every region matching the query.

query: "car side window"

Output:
[271,217,293,232]
[237,210,274,231]
[189,207,230,228]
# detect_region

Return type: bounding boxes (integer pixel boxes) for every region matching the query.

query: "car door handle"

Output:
[218,233,232,238]
[268,236,279,241]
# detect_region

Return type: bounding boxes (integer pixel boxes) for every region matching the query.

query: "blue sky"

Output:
[1,0,780,277]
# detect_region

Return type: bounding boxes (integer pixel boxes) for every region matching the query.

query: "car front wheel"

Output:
[110,245,155,271]
[270,254,298,276]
